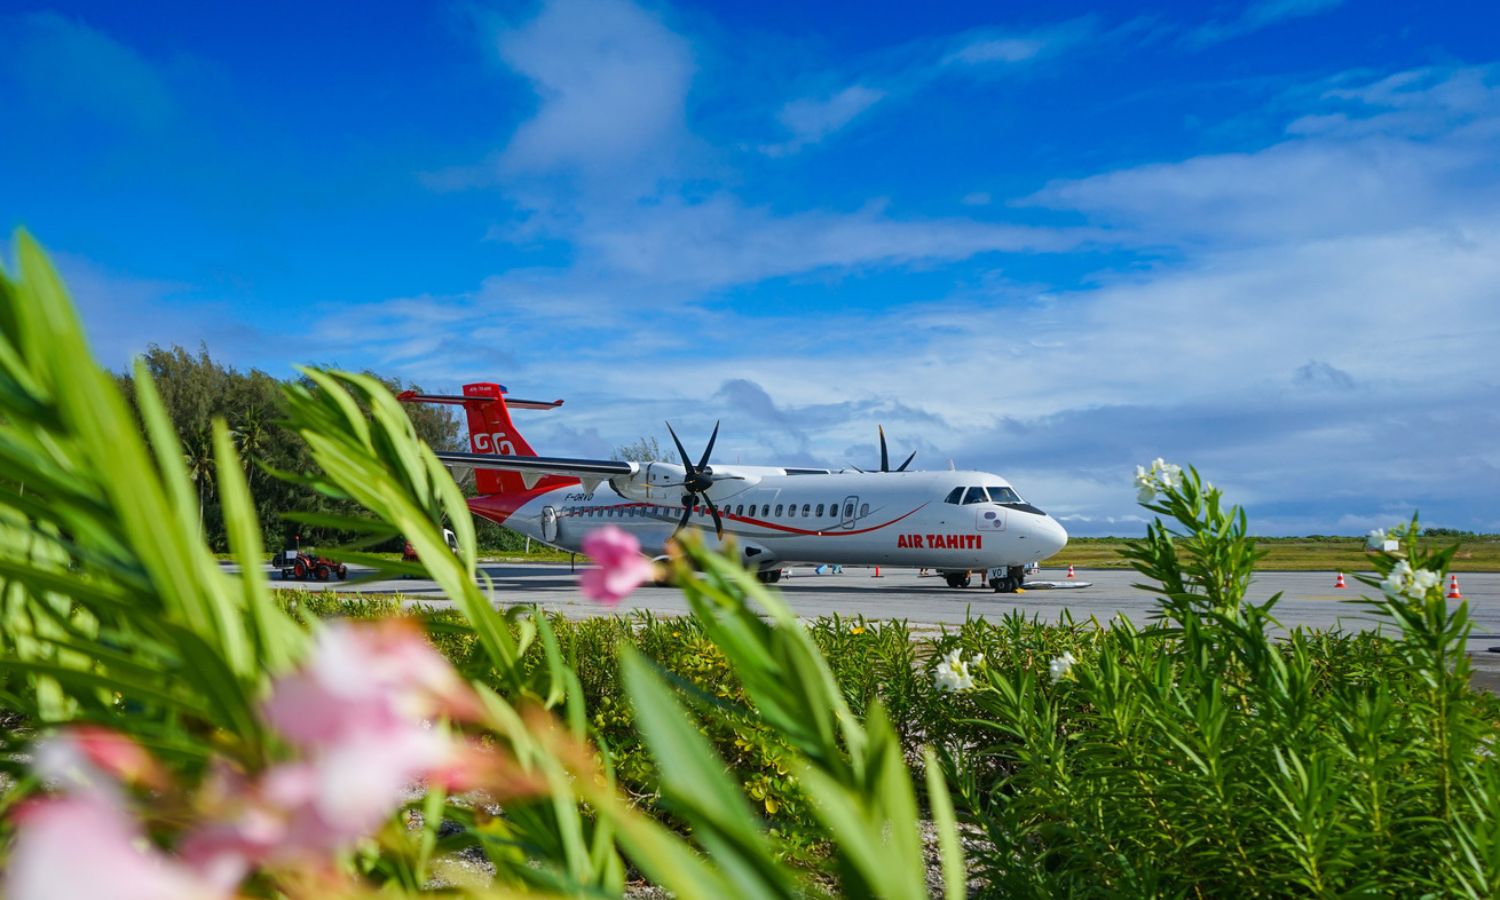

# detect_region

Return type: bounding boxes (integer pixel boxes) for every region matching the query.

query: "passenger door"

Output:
[541,506,559,542]
[840,495,859,530]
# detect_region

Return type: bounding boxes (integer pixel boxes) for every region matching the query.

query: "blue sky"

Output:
[3,0,1498,535]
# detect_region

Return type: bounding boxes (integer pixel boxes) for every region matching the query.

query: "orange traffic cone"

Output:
[1067,565,1076,579]
[1448,574,1463,600]
[872,566,883,578]
[1334,572,1347,589]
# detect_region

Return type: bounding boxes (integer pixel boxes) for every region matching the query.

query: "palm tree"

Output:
[182,429,216,535]
[234,406,269,492]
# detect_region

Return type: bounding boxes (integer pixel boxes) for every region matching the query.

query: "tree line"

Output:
[117,344,529,553]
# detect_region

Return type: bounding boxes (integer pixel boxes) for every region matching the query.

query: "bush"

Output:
[933,464,1500,897]
[5,232,1497,897]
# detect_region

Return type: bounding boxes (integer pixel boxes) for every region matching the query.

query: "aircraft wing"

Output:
[433,451,636,492]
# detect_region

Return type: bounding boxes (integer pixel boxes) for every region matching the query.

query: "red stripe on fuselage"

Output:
[561,500,929,537]
[469,478,578,526]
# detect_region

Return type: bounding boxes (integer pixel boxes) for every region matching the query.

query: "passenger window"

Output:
[761,504,769,516]
[735,504,743,516]
[860,503,869,517]
[962,487,987,504]
[775,504,784,516]
[843,502,854,518]
[816,504,825,516]
[788,505,796,518]
[802,504,811,516]
[944,487,964,505]
[830,499,840,515]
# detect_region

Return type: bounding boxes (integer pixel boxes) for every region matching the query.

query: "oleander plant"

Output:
[3,229,1498,898]
[929,463,1500,897]
[0,232,964,899]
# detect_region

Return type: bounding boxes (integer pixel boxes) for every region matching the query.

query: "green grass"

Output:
[217,546,579,564]
[1046,535,1500,572]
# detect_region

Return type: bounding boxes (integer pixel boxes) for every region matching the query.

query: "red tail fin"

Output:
[398,383,573,497]
[459,382,541,496]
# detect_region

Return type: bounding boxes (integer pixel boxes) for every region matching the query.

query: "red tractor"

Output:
[274,543,348,582]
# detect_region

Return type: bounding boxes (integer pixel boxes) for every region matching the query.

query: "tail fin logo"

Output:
[473,432,517,455]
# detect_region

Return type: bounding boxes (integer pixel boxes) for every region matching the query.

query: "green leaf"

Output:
[621,648,798,899]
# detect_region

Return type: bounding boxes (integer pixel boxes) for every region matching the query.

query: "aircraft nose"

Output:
[1035,515,1068,559]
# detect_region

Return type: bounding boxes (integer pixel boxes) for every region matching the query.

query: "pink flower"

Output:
[183,621,478,872]
[180,737,450,875]
[5,792,225,900]
[579,525,655,605]
[34,726,167,794]
[263,620,478,751]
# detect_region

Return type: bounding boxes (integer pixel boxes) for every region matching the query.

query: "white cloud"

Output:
[1026,67,1500,245]
[1184,0,1345,49]
[1290,65,1500,139]
[761,85,885,156]
[943,19,1099,68]
[948,37,1046,65]
[397,54,1500,534]
[1,11,173,129]
[752,18,1101,159]
[557,194,1094,289]
[492,0,694,176]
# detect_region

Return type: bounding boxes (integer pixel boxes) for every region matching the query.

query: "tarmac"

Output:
[275,562,1500,686]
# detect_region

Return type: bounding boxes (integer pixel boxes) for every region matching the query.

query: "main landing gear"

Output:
[944,571,972,589]
[756,569,783,584]
[989,565,1027,594]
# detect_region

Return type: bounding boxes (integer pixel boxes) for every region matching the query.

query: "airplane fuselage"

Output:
[470,465,1068,576]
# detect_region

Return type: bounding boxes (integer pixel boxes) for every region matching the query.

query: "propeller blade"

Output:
[879,425,890,473]
[897,450,917,472]
[675,498,693,534]
[705,495,724,539]
[665,422,694,472]
[697,421,720,471]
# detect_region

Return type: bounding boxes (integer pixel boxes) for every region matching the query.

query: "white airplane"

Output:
[399,383,1068,592]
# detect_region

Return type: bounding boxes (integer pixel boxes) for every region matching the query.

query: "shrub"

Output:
[0,232,965,898]
[938,463,1500,897]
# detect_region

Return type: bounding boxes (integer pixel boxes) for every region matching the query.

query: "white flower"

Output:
[1134,466,1156,502]
[1049,652,1077,683]
[1380,560,1441,600]
[1365,528,1387,551]
[1134,459,1184,502]
[934,649,977,693]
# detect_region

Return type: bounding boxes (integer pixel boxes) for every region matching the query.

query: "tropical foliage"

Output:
[2,230,1497,897]
[0,232,962,898]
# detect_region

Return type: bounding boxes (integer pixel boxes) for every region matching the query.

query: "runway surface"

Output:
[273,563,1500,670]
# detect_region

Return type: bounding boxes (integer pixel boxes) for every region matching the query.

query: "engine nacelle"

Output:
[739,541,778,571]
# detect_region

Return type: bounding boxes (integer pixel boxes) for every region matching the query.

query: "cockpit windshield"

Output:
[986,486,1022,504]
[944,485,1027,505]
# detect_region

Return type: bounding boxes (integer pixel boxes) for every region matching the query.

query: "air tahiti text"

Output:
[898,533,983,549]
